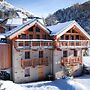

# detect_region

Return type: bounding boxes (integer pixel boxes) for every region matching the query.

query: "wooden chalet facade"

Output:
[0,19,90,82]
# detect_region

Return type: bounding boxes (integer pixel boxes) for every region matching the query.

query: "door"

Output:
[38,65,44,80]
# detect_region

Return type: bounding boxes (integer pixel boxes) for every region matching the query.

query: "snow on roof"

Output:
[5,18,50,38]
[0,34,5,39]
[0,19,4,22]
[5,18,37,37]
[6,18,23,26]
[47,20,75,35]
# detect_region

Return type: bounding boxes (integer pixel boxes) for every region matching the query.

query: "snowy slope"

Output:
[0,75,90,90]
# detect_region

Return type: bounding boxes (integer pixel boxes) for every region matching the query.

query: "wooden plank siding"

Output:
[0,44,11,69]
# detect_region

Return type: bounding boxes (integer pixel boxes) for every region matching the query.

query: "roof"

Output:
[47,20,90,39]
[47,20,75,35]
[6,18,23,26]
[5,19,36,37]
[5,18,50,39]
[0,34,5,39]
[0,19,4,22]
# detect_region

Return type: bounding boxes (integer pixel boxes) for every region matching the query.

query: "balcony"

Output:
[61,57,82,66]
[58,40,90,48]
[15,39,53,50]
[21,58,48,69]
[14,39,90,50]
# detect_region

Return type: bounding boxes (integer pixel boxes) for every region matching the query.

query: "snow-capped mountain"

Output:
[0,0,34,19]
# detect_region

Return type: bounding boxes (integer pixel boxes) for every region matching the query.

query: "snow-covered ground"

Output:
[0,75,90,90]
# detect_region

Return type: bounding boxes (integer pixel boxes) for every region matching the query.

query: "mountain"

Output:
[0,1,34,19]
[45,1,90,34]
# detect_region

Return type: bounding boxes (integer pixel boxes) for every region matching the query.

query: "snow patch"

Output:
[0,75,90,90]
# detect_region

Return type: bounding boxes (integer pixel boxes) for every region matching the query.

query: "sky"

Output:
[7,0,88,17]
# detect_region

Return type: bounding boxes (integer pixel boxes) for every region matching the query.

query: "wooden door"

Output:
[38,65,44,80]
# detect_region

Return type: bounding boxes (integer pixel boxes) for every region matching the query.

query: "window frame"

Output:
[63,51,68,57]
[39,51,43,58]
[36,34,40,39]
[21,34,26,39]
[25,51,30,59]
[35,27,40,32]
[29,34,33,39]
[24,68,30,77]
[74,50,77,57]
[76,35,79,40]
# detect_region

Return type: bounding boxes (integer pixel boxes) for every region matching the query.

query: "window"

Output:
[36,27,40,32]
[21,34,26,39]
[36,34,40,39]
[71,35,74,40]
[25,68,30,77]
[29,34,33,39]
[43,35,47,39]
[74,50,77,56]
[76,35,79,40]
[61,35,64,40]
[72,29,75,33]
[65,35,69,40]
[28,27,33,32]
[63,51,68,57]
[39,51,43,58]
[25,51,30,59]
[18,35,21,39]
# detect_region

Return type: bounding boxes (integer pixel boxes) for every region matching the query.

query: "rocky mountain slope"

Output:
[0,1,34,19]
[45,1,90,34]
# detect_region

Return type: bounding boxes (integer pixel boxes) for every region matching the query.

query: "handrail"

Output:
[21,58,48,68]
[61,57,82,66]
[16,39,52,42]
[59,40,90,42]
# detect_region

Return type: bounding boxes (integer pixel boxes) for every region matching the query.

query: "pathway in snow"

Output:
[74,75,90,89]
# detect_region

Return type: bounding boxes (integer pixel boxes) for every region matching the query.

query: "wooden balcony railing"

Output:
[58,40,90,48]
[15,39,53,49]
[21,58,48,69]
[61,57,82,66]
[15,39,90,49]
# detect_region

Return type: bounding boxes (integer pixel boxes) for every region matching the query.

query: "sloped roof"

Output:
[5,18,50,39]
[6,18,23,26]
[47,20,90,39]
[47,20,75,35]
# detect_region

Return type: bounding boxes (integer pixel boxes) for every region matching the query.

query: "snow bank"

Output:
[0,80,24,90]
[0,75,90,90]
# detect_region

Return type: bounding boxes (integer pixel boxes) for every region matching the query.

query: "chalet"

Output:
[0,18,90,83]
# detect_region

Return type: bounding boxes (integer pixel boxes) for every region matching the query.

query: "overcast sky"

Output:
[7,0,88,17]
